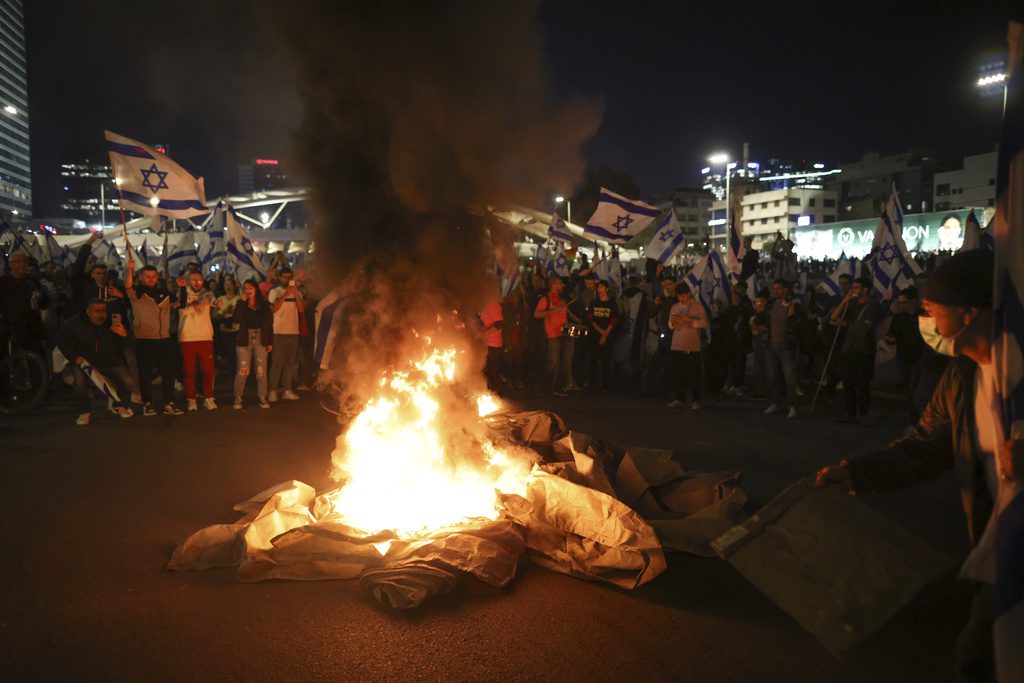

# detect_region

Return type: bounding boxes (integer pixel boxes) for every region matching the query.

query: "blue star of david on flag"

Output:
[878,242,898,265]
[658,229,675,242]
[140,163,169,192]
[612,214,634,233]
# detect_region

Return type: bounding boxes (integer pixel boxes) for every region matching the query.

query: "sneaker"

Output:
[296,384,312,392]
[174,380,184,392]
[187,399,199,412]
[282,390,300,401]
[764,404,781,415]
[787,407,798,419]
[268,390,279,403]
[233,398,243,410]
[76,412,90,426]
[691,401,701,412]
[164,403,184,416]
[552,389,568,397]
[795,387,805,398]
[259,398,271,409]
[667,400,684,408]
[142,403,158,417]
[116,406,134,419]
[204,398,218,411]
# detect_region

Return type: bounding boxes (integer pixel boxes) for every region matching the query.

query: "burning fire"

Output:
[328,346,532,538]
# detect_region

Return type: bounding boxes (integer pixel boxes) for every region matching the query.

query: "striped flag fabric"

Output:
[225,204,266,281]
[993,19,1024,683]
[550,241,571,277]
[314,291,343,370]
[105,130,208,219]
[548,212,574,244]
[867,184,922,309]
[684,250,731,322]
[535,241,550,273]
[726,191,745,279]
[645,210,686,265]
[820,253,861,296]
[959,209,983,252]
[583,188,661,245]
[79,360,123,404]
[165,231,197,276]
[43,232,68,267]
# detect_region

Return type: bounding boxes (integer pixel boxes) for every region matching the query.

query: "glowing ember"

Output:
[329,347,532,537]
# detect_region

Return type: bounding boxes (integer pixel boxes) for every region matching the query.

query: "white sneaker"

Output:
[691,401,701,412]
[268,390,279,403]
[175,381,184,392]
[259,398,271,409]
[667,400,684,408]
[787,407,798,419]
[76,412,90,426]
[296,384,311,392]
[204,398,218,411]
[187,399,198,412]
[116,406,134,419]
[233,398,243,410]
[282,390,300,401]
[764,404,781,415]
[795,387,805,398]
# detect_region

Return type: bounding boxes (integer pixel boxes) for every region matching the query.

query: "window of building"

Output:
[774,201,780,207]
[688,214,698,222]
[824,214,835,223]
[761,202,767,209]
[788,197,800,206]
[808,198,816,207]
[761,218,768,225]
[788,214,801,221]
[823,198,835,207]
[989,198,995,206]
[774,217,780,223]
[936,183,950,197]
[937,202,950,210]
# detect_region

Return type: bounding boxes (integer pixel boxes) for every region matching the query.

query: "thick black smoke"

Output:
[278,1,600,401]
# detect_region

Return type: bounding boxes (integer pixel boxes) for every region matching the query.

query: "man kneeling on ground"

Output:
[56,297,136,425]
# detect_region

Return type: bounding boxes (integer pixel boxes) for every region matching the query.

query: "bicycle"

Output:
[0,323,49,415]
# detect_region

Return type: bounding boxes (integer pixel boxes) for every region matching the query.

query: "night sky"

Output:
[25,0,1017,216]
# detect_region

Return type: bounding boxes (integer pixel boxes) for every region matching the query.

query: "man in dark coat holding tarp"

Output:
[816,249,1021,683]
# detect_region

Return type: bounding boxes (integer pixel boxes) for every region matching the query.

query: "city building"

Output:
[829,149,944,220]
[756,158,841,191]
[60,159,119,226]
[933,151,997,211]
[708,186,838,248]
[0,0,31,216]
[650,187,715,245]
[238,158,289,194]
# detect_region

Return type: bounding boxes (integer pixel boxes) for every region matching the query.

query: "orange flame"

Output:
[329,346,531,537]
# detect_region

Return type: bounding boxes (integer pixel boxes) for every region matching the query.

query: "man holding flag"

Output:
[867,184,922,310]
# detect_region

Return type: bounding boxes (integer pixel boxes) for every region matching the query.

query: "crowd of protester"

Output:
[0,232,318,424]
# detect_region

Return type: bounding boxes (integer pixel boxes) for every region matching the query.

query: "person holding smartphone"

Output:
[231,280,274,409]
[267,267,302,402]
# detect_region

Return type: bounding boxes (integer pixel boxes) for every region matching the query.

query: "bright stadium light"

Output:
[708,153,729,165]
[977,73,1007,87]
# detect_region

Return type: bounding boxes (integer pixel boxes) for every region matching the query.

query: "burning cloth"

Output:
[169,410,745,608]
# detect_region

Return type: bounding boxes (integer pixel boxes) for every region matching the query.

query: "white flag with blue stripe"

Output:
[91,235,122,269]
[684,250,731,322]
[550,241,571,277]
[583,187,660,245]
[225,204,266,281]
[43,232,68,266]
[646,210,685,265]
[105,130,208,219]
[79,360,122,403]
[548,212,574,244]
[535,241,550,273]
[164,231,197,276]
[726,191,745,278]
[820,252,861,296]
[867,185,922,307]
[608,249,622,291]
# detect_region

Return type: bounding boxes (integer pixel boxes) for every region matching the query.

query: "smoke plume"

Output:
[278,1,601,403]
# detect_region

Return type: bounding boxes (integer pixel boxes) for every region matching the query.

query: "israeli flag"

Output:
[645,210,685,265]
[867,184,922,307]
[91,236,122,269]
[165,231,197,275]
[958,210,983,252]
[79,359,122,403]
[225,204,266,281]
[583,187,661,244]
[11,230,42,262]
[43,233,68,266]
[684,250,731,322]
[139,238,151,265]
[820,253,860,296]
[551,241,571,277]
[499,269,520,298]
[105,130,208,219]
[535,241,550,273]
[314,292,343,370]
[608,250,622,291]
[548,212,574,244]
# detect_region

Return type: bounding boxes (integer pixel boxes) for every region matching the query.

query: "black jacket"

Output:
[56,314,126,368]
[232,300,274,347]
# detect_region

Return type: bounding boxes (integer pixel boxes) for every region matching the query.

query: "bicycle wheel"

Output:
[0,350,49,414]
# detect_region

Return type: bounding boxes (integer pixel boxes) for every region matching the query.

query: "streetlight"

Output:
[3,105,16,115]
[708,152,737,245]
[555,195,571,223]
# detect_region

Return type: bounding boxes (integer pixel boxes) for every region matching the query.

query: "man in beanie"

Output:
[816,249,1021,682]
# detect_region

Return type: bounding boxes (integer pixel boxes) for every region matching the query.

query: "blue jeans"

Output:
[764,345,798,407]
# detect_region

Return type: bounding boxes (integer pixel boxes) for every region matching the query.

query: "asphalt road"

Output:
[1,383,972,682]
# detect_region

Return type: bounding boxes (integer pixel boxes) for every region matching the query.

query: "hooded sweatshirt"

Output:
[127,285,172,340]
[57,313,126,367]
